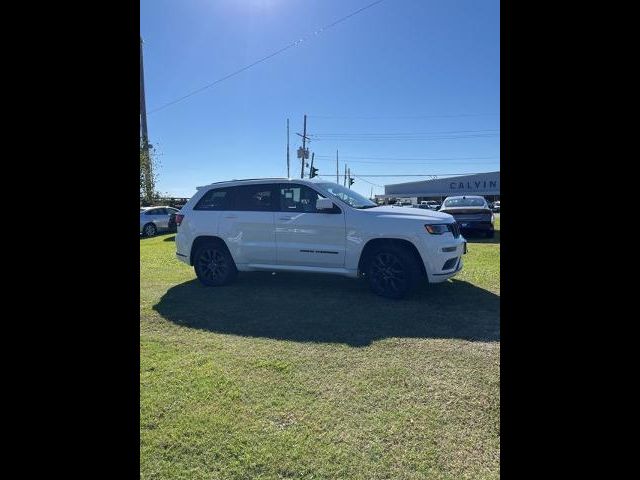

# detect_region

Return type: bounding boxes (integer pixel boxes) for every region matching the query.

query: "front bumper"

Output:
[176,252,190,265]
[417,233,467,283]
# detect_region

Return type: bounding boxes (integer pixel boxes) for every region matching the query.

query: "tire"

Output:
[366,246,420,299]
[142,223,157,237]
[193,242,237,287]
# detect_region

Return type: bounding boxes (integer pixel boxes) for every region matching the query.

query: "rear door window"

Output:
[230,185,276,212]
[194,189,232,211]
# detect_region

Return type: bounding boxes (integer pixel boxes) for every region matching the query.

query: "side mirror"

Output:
[316,198,335,211]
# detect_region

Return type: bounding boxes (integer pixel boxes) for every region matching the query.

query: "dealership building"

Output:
[377,171,500,204]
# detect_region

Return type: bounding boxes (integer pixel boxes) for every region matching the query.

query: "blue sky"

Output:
[141,0,499,198]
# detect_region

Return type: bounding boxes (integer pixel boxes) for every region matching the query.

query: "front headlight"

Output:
[424,224,448,235]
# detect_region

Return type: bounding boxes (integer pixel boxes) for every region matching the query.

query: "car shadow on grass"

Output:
[464,230,500,244]
[153,273,499,347]
[163,235,176,242]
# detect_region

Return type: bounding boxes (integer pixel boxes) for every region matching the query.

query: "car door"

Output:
[144,208,165,229]
[156,208,171,229]
[217,184,277,265]
[275,183,346,268]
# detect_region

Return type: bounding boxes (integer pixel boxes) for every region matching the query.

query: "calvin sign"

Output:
[449,179,498,191]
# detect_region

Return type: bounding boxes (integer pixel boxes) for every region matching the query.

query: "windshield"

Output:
[318,183,377,209]
[443,197,486,208]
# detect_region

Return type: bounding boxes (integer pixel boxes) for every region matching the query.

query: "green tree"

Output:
[140,142,161,205]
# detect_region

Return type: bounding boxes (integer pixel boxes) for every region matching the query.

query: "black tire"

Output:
[142,223,157,237]
[486,230,495,239]
[193,242,237,287]
[366,246,420,299]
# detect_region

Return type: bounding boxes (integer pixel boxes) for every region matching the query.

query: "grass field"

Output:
[141,217,500,479]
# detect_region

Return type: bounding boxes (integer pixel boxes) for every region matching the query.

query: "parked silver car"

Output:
[140,206,180,236]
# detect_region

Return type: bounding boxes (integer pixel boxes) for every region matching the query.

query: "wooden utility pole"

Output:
[286,118,290,178]
[344,164,347,186]
[348,168,351,189]
[140,36,153,202]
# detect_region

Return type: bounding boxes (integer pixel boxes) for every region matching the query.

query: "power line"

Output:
[344,173,488,177]
[318,172,488,179]
[314,155,498,161]
[311,129,499,136]
[352,175,384,188]
[308,113,499,119]
[148,0,387,115]
[311,134,500,141]
[313,158,499,164]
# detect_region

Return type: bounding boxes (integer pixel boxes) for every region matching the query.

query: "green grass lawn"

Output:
[141,221,500,479]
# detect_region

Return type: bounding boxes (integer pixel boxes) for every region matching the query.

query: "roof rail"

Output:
[196,177,294,190]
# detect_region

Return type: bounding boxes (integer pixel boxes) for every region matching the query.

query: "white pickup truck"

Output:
[175,178,466,298]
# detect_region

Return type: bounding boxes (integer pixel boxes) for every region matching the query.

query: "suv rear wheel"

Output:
[193,242,237,287]
[366,246,420,299]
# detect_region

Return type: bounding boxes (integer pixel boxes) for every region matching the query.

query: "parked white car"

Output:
[140,206,180,237]
[175,178,466,298]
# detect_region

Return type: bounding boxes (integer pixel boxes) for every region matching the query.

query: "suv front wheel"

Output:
[366,246,420,299]
[193,243,238,287]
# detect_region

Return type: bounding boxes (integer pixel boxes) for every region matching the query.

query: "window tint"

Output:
[194,189,232,211]
[231,185,275,212]
[443,198,486,208]
[318,183,376,209]
[279,185,322,212]
[146,208,163,215]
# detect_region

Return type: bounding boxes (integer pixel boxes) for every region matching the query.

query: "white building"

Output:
[378,171,500,204]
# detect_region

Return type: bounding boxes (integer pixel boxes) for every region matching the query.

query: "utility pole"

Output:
[286,118,290,178]
[140,36,153,203]
[348,168,351,189]
[336,150,339,184]
[299,114,308,179]
[344,164,347,187]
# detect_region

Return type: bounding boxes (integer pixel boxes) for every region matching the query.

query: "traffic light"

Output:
[310,166,319,178]
[349,177,355,187]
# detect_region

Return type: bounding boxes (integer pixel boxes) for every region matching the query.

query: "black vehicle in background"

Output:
[168,213,177,232]
[168,204,186,233]
[439,195,495,238]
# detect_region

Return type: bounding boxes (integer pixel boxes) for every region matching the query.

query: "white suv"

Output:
[175,178,466,298]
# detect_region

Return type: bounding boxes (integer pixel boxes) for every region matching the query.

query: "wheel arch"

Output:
[189,235,234,266]
[357,238,426,277]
